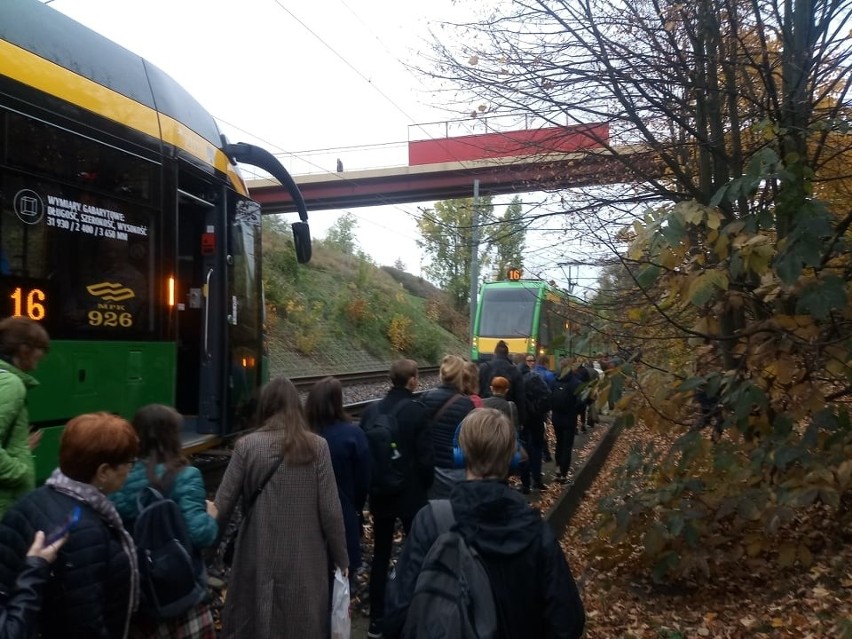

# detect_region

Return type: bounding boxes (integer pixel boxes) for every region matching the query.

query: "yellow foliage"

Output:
[387,314,413,352]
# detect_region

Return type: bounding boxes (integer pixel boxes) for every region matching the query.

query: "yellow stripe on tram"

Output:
[0,39,245,195]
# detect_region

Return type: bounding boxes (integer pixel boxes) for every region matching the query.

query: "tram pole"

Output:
[469,179,481,350]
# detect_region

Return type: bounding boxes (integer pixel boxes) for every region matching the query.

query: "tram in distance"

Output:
[0,0,312,482]
[471,277,600,368]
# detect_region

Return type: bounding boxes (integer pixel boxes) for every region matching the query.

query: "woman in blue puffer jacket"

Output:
[110,404,218,639]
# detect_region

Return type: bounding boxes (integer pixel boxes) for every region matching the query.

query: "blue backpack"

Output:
[402,500,498,639]
[133,485,206,620]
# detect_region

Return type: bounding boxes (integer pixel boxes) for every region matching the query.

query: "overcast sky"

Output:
[46,0,469,271]
[45,0,601,292]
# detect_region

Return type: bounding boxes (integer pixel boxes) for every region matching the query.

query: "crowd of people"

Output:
[0,316,610,638]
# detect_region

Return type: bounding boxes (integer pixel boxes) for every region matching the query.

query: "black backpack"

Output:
[362,402,408,496]
[401,500,498,639]
[523,370,552,417]
[480,358,517,402]
[551,372,581,413]
[133,485,206,620]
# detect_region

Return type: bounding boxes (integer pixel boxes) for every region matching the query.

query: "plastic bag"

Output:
[331,568,350,639]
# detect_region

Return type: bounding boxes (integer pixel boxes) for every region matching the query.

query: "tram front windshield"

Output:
[478,288,538,337]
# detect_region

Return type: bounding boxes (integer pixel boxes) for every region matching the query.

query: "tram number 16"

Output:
[10,287,47,320]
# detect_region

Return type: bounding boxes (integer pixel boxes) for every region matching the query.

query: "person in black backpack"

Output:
[111,404,219,638]
[383,408,585,639]
[516,355,551,493]
[551,359,583,484]
[359,359,434,639]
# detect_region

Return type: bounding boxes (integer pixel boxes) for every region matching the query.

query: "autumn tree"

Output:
[427,0,852,580]
[417,196,494,310]
[323,212,358,255]
[488,195,526,279]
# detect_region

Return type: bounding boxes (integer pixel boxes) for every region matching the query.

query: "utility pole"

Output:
[469,179,481,349]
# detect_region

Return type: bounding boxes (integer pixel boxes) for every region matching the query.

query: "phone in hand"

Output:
[45,506,82,545]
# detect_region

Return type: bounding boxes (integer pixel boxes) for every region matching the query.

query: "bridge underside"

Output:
[248,150,654,213]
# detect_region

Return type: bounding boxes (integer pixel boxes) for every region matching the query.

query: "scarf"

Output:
[46,469,139,639]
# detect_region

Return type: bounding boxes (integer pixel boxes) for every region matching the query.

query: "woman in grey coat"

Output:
[213,377,348,639]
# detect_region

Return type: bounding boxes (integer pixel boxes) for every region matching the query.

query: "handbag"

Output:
[219,458,282,568]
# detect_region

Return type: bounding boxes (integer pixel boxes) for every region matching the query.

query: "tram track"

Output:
[193,365,440,486]
[290,365,440,394]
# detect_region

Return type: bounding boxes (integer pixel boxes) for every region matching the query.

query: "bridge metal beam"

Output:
[248,148,655,213]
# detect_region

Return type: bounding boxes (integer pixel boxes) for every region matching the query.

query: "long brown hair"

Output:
[131,404,188,490]
[256,376,315,465]
[305,376,350,433]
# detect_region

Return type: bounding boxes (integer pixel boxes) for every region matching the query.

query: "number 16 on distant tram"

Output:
[0,0,311,481]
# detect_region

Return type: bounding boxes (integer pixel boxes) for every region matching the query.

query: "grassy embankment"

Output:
[262,219,469,376]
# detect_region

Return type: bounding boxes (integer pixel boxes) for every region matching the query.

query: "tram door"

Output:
[225,195,264,433]
[175,188,225,434]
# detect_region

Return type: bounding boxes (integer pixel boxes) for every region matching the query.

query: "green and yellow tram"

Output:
[0,0,311,480]
[471,279,598,368]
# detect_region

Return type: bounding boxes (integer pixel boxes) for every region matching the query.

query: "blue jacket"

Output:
[110,462,218,549]
[533,364,557,391]
[321,421,371,571]
[0,486,134,639]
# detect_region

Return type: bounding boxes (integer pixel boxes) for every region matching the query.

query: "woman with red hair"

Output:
[0,412,139,639]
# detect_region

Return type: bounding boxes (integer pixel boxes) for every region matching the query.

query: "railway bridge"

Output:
[244,118,655,212]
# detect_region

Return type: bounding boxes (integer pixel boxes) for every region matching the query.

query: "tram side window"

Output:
[538,300,554,347]
[6,113,154,203]
[229,200,261,339]
[1,173,156,339]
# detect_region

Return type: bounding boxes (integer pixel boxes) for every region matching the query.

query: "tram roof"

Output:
[0,0,222,150]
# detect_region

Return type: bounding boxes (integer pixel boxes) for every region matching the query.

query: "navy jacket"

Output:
[321,420,371,571]
[360,387,434,519]
[385,480,585,639]
[418,385,475,469]
[0,486,133,639]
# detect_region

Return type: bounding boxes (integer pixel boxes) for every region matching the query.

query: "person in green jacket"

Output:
[0,317,50,519]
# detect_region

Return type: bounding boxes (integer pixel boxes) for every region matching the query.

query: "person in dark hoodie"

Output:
[383,408,585,639]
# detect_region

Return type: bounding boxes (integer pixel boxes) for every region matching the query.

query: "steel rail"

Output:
[291,365,440,393]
